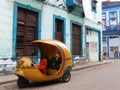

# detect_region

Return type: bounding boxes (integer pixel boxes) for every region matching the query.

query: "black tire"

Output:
[17,76,29,88]
[62,71,71,82]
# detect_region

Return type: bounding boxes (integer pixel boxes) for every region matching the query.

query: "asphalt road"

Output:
[1,60,120,90]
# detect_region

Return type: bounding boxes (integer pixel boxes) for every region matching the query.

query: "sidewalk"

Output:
[0,60,114,85]
[72,59,113,71]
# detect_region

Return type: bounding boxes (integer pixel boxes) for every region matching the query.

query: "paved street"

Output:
[1,60,120,90]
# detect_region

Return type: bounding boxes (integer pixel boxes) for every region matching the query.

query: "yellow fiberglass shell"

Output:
[15,40,72,82]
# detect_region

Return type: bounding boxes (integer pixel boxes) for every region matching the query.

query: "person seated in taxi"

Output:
[37,57,47,75]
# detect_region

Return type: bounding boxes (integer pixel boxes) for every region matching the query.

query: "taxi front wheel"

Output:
[62,71,71,82]
[17,76,29,88]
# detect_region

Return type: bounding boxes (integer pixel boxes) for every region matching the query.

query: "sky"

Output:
[102,0,120,1]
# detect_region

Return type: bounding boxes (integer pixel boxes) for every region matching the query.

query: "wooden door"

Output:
[72,24,81,55]
[16,7,38,57]
[55,18,64,42]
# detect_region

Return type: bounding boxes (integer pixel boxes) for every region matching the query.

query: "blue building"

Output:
[102,1,120,59]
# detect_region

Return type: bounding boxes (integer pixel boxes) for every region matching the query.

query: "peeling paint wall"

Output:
[0,59,16,75]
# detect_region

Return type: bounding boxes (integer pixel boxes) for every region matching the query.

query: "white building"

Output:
[0,0,102,74]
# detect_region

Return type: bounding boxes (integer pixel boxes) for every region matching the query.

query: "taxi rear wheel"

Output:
[17,76,29,88]
[62,71,71,82]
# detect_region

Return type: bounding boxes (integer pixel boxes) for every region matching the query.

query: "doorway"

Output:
[16,7,38,57]
[55,18,64,42]
[72,24,82,55]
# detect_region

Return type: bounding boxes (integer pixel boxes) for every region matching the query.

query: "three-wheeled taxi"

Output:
[15,40,73,88]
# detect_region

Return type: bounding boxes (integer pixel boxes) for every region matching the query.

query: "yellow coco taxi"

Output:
[14,40,73,88]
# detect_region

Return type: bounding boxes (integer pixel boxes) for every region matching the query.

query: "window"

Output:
[102,13,106,19]
[102,37,106,42]
[92,0,97,12]
[102,13,106,30]
[110,18,116,26]
[103,47,107,52]
[109,12,117,26]
[86,28,92,35]
[110,47,114,52]
[102,19,106,30]
[110,46,118,52]
[110,12,116,18]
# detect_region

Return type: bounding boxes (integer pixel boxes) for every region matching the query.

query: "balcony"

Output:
[106,25,120,31]
[66,0,82,7]
[103,25,120,36]
[66,0,83,16]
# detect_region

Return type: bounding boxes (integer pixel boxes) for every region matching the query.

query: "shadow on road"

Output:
[27,80,63,88]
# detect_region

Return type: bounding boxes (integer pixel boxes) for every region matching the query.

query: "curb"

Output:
[72,61,112,71]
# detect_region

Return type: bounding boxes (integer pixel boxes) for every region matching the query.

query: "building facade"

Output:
[102,1,120,59]
[0,0,102,74]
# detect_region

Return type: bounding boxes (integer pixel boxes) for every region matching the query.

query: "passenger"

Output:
[37,58,47,75]
[55,57,62,70]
